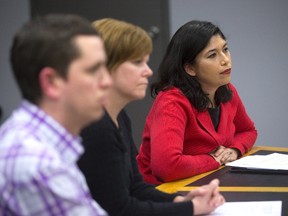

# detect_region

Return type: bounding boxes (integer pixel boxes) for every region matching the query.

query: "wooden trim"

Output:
[156,167,222,193]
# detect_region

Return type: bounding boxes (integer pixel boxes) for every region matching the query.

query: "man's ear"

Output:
[39,67,64,99]
[184,64,196,76]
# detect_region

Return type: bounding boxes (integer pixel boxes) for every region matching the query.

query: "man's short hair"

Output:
[10,14,99,104]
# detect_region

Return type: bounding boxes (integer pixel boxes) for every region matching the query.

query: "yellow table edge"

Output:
[156,146,288,193]
[179,186,288,192]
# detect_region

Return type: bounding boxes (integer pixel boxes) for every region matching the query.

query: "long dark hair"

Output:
[151,20,232,111]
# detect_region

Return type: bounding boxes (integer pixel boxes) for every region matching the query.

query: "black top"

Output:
[78,110,193,216]
[208,106,221,130]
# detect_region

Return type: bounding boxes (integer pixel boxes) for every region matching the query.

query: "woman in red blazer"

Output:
[137,20,258,185]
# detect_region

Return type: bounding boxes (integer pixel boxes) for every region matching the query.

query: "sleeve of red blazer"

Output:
[226,84,257,155]
[148,90,220,182]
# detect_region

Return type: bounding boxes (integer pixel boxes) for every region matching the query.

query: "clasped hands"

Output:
[210,146,239,165]
[173,179,225,215]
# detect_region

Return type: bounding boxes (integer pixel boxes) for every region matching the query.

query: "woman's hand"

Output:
[210,146,239,165]
[174,179,225,215]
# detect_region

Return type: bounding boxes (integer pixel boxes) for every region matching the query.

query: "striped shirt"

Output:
[0,100,107,216]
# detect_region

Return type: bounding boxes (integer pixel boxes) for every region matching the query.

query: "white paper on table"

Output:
[225,153,288,170]
[206,201,282,216]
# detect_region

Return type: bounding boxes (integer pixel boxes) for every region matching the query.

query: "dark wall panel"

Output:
[30,0,170,148]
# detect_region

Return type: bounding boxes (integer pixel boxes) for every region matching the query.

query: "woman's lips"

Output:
[221,68,231,74]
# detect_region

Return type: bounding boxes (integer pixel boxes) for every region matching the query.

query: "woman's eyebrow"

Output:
[206,42,228,54]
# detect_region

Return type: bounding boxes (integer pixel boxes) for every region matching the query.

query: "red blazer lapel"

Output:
[197,111,216,136]
[217,102,232,133]
[196,110,224,146]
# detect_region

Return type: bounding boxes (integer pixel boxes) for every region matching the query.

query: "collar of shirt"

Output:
[18,100,84,164]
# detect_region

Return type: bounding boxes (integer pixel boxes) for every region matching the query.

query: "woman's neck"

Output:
[201,85,217,108]
[105,90,129,128]
[208,95,216,108]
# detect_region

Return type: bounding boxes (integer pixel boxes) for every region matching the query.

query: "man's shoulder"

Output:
[0,127,62,181]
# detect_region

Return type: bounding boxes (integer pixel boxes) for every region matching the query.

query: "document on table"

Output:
[225,153,288,171]
[206,201,282,216]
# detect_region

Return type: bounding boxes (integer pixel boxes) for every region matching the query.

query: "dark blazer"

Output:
[78,110,193,216]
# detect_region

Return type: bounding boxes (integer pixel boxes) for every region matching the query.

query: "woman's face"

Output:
[111,54,153,102]
[187,34,232,94]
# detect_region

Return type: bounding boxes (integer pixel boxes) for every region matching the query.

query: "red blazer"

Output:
[137,84,257,185]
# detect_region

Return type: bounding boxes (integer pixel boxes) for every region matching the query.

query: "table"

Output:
[157,146,288,215]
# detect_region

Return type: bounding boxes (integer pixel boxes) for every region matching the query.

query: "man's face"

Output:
[60,35,112,129]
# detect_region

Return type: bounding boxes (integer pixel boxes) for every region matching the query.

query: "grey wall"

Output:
[1,0,288,148]
[169,0,288,148]
[0,1,29,122]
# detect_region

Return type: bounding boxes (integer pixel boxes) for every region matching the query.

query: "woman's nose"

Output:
[220,54,230,66]
[143,64,153,77]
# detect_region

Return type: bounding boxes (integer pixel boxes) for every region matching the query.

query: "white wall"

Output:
[169,0,288,147]
[0,0,29,122]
